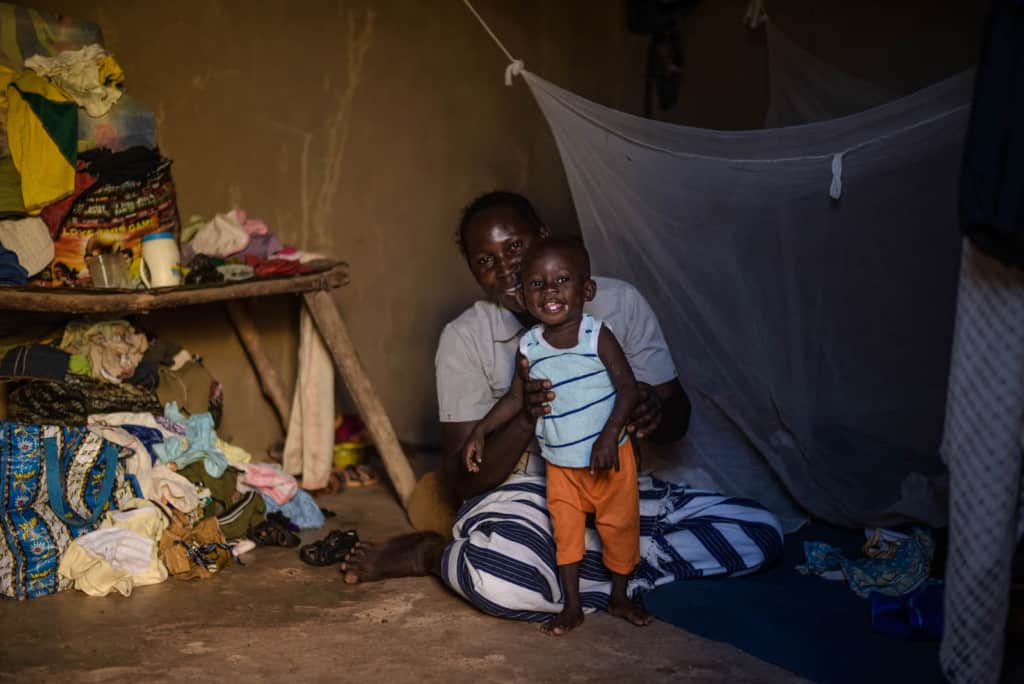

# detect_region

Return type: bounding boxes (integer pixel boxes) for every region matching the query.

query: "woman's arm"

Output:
[442,408,535,502]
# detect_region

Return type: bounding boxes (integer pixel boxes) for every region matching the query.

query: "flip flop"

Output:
[299,529,360,566]
[353,464,379,486]
[248,512,301,548]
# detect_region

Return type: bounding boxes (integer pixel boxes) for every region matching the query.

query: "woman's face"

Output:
[464,207,545,313]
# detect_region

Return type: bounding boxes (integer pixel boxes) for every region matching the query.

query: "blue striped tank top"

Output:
[519,313,624,468]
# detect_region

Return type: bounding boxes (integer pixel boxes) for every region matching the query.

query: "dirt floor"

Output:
[0,484,804,683]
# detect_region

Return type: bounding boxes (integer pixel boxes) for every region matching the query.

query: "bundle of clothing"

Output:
[0,318,221,426]
[179,208,327,285]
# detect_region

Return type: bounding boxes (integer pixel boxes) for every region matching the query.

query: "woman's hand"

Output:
[517,355,553,420]
[462,430,486,473]
[626,382,662,439]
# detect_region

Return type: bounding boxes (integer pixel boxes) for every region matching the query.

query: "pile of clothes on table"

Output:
[0,317,326,600]
[177,208,326,286]
[0,5,327,289]
[0,4,165,288]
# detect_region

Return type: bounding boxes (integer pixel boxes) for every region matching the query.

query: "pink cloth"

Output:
[238,463,298,505]
[233,209,268,236]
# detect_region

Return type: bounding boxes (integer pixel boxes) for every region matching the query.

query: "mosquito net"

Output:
[522,68,973,528]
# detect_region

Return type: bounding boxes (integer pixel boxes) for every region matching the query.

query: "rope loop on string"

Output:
[505,59,524,86]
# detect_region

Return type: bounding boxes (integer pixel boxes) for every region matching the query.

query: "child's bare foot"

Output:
[608,594,653,627]
[541,606,584,636]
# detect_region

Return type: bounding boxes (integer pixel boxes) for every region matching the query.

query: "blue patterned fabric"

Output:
[262,489,325,530]
[0,422,135,599]
[796,527,935,598]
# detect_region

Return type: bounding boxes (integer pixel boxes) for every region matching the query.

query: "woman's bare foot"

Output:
[339,531,445,584]
[540,606,584,636]
[608,594,653,627]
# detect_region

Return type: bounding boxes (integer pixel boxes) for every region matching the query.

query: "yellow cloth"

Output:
[5,70,76,212]
[217,438,253,465]
[57,499,169,597]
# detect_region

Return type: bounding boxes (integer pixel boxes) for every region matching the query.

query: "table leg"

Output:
[225,300,291,431]
[302,290,416,507]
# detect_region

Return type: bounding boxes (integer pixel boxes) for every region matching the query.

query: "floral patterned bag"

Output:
[0,422,136,599]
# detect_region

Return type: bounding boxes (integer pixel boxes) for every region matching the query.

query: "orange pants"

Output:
[546,439,640,576]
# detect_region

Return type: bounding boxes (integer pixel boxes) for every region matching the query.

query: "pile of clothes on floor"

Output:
[0,317,326,600]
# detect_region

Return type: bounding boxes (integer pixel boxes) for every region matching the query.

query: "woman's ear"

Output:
[538,224,551,239]
[583,278,597,302]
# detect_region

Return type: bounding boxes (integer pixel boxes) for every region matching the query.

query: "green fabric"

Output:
[14,86,78,166]
[0,156,25,217]
[177,462,265,540]
[67,353,90,376]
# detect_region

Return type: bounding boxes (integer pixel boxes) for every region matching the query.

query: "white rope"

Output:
[743,0,768,29]
[461,0,524,86]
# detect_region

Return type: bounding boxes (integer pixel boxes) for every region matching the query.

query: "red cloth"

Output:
[39,167,97,239]
[244,255,315,277]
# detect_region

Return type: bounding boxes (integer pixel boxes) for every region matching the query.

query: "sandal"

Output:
[339,464,379,488]
[299,529,360,566]
[248,512,301,548]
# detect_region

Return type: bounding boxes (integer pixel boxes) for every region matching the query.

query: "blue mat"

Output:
[643,524,942,684]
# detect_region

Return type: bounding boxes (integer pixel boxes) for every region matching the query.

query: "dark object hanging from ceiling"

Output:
[627,0,702,117]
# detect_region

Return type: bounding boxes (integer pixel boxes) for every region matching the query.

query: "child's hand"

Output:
[463,433,485,473]
[589,432,620,474]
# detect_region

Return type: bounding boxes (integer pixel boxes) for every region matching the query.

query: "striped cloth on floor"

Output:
[442,473,783,621]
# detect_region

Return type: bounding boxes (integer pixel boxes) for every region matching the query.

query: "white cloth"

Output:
[189,211,250,257]
[940,241,1024,684]
[150,463,200,513]
[522,68,969,528]
[25,44,122,118]
[282,308,334,490]
[58,500,168,597]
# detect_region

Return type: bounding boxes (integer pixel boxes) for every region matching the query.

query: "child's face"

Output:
[520,247,595,327]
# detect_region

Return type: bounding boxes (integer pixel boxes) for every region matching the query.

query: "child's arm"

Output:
[591,326,640,473]
[463,351,528,472]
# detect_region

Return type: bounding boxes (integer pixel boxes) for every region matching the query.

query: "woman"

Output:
[342,192,783,632]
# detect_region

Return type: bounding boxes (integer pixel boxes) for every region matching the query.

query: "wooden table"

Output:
[0,261,417,507]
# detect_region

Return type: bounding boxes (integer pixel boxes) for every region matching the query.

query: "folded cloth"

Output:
[7,374,161,425]
[261,489,325,530]
[0,344,69,381]
[238,462,298,505]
